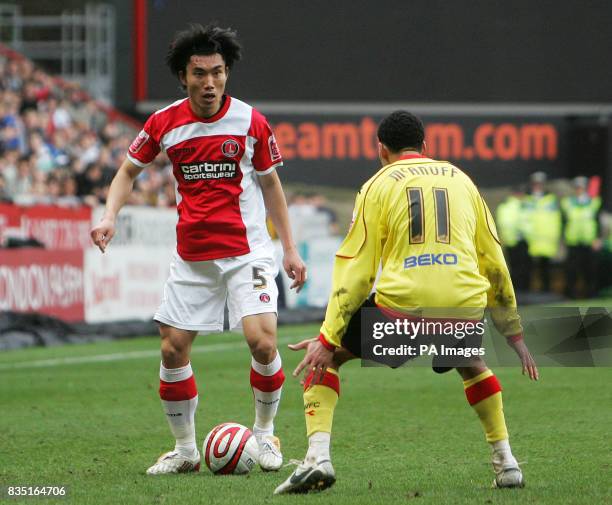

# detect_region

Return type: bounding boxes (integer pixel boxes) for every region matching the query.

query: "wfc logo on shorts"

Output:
[179,161,238,181]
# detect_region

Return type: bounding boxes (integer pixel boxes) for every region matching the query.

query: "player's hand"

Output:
[290,338,334,384]
[592,238,603,252]
[288,337,317,383]
[283,247,307,292]
[90,216,116,253]
[508,338,539,380]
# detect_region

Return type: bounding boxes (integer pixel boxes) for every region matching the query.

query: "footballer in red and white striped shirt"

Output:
[90,23,306,476]
[127,94,282,261]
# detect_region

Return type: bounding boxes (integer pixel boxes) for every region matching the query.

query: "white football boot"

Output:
[257,435,283,471]
[493,467,524,488]
[274,457,336,494]
[491,448,524,488]
[146,450,201,475]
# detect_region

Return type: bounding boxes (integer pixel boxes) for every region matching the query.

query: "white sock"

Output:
[491,439,518,468]
[159,362,199,458]
[250,352,284,440]
[305,432,331,463]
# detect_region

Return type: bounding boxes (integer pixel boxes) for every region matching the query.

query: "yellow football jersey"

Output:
[320,154,522,347]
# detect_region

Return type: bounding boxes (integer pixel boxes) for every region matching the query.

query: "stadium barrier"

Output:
[84,245,173,323]
[0,248,84,321]
[0,203,92,250]
[0,205,339,335]
[276,237,342,309]
[90,206,177,247]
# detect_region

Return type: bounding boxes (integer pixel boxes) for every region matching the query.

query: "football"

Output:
[203,422,259,475]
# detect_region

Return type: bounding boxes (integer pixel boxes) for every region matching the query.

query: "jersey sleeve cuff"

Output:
[506,333,524,343]
[126,153,152,168]
[318,332,337,351]
[255,161,283,176]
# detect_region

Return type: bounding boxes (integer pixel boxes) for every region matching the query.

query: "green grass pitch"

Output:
[0,323,610,504]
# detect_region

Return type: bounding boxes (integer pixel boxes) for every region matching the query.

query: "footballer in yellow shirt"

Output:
[275,111,538,495]
[321,148,522,345]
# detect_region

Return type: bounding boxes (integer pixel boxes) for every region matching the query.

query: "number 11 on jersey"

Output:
[406,187,450,244]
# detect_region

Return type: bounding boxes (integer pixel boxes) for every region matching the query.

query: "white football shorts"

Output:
[154,246,279,333]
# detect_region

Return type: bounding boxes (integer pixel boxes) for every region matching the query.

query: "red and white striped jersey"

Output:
[127,95,282,261]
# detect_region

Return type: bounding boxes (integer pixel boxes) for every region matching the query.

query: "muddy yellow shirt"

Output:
[320,155,522,347]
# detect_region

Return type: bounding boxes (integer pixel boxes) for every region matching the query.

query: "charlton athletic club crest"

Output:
[221,139,240,158]
[259,293,271,303]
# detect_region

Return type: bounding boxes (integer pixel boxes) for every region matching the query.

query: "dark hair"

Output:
[166,23,242,78]
[377,111,425,153]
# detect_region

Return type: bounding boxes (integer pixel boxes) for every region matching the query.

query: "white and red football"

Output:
[203,423,259,475]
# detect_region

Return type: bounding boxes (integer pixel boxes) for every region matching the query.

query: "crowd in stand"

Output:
[0,48,348,255]
[3,51,610,299]
[0,52,177,208]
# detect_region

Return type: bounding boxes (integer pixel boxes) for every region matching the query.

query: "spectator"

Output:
[77,162,105,198]
[21,108,43,137]
[77,131,101,166]
[287,192,318,242]
[100,121,120,144]
[561,176,602,298]
[53,173,80,207]
[0,101,21,152]
[18,82,39,114]
[47,174,62,200]
[158,179,177,207]
[1,148,19,188]
[11,154,33,198]
[0,49,182,208]
[28,132,54,172]
[309,193,339,235]
[49,130,71,167]
[3,59,24,91]
[496,186,529,291]
[27,168,48,204]
[0,172,11,202]
[50,98,72,130]
[522,171,561,292]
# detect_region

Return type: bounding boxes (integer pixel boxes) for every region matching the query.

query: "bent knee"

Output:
[248,336,277,363]
[160,336,190,367]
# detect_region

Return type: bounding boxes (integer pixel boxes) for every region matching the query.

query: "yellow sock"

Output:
[303,368,340,437]
[463,369,508,443]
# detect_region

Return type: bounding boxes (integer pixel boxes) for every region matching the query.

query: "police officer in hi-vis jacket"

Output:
[561,176,602,298]
[497,186,530,292]
[522,172,562,292]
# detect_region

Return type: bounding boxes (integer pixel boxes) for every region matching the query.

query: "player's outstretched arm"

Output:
[258,170,306,292]
[90,158,144,253]
[473,192,538,380]
[319,187,383,349]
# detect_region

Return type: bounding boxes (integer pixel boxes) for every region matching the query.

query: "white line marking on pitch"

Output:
[0,335,304,371]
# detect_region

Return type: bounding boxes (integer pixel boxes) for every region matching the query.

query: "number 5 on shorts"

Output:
[252,267,267,290]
